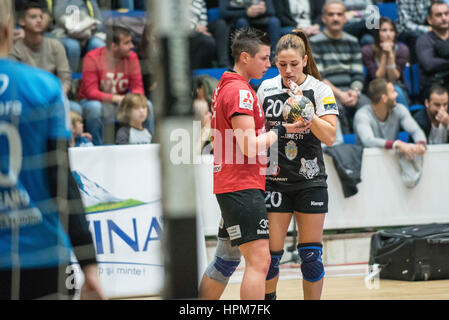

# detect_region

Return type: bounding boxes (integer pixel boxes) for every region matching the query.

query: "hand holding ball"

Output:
[282,94,315,124]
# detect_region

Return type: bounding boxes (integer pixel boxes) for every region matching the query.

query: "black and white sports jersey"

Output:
[257,74,339,192]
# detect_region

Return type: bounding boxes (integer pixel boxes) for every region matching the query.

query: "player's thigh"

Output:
[265,190,293,251]
[267,212,292,251]
[292,187,328,243]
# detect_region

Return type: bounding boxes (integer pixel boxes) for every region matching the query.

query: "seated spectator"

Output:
[190,0,231,68]
[310,0,370,134]
[192,75,218,153]
[341,0,375,46]
[362,17,409,107]
[78,26,154,145]
[273,0,324,37]
[116,93,153,145]
[416,0,449,101]
[354,78,427,159]
[396,0,432,61]
[219,0,280,62]
[53,0,106,72]
[9,2,82,115]
[70,111,94,147]
[14,0,53,41]
[413,84,449,144]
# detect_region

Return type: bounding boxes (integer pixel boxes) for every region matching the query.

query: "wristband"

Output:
[273,125,286,138]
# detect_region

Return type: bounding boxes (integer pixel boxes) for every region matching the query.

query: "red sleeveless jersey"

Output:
[211,71,267,194]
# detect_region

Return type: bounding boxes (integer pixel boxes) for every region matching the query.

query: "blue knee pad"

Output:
[205,238,241,284]
[266,250,284,280]
[298,243,325,282]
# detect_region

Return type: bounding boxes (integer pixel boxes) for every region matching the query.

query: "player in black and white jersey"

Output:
[257,29,339,300]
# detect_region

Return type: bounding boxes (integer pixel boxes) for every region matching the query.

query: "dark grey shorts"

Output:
[265,187,328,214]
[216,189,269,247]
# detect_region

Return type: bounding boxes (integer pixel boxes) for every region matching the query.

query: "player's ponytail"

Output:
[275,29,321,80]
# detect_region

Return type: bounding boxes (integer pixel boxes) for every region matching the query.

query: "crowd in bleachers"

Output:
[9,0,449,149]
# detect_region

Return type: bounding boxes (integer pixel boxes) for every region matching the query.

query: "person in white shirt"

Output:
[354,78,427,160]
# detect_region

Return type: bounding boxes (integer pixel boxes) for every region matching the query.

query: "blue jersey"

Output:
[0,58,73,269]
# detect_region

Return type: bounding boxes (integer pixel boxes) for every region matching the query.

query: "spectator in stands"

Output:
[341,0,375,46]
[273,0,324,37]
[190,0,231,68]
[396,0,432,61]
[14,0,53,41]
[416,0,449,101]
[78,26,154,145]
[413,84,449,144]
[354,78,427,159]
[192,75,218,153]
[219,0,281,62]
[53,0,106,72]
[116,93,153,145]
[70,111,94,147]
[362,17,409,107]
[9,2,83,115]
[310,0,370,134]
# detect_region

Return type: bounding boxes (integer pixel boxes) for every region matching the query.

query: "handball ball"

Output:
[282,95,315,124]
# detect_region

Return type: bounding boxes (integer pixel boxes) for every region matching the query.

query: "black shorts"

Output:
[264,187,328,214]
[216,189,269,247]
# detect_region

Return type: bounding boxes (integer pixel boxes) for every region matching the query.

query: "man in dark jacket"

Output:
[219,0,280,61]
[413,84,449,144]
[415,0,449,99]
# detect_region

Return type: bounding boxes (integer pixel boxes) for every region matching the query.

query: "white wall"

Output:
[196,145,449,235]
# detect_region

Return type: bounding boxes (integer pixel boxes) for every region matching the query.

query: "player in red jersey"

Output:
[199,28,306,300]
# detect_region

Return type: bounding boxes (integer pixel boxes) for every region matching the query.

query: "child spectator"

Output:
[116,93,153,145]
[70,111,94,147]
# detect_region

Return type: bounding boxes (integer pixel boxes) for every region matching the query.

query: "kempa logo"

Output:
[311,201,324,206]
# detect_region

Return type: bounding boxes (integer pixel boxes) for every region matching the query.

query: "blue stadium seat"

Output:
[377,3,398,21]
[73,73,82,80]
[402,64,413,96]
[343,134,356,144]
[409,104,425,112]
[411,63,421,97]
[398,131,409,143]
[193,68,227,79]
[101,9,146,18]
[193,67,280,86]
[207,8,220,23]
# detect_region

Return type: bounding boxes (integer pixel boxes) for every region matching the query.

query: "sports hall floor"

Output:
[220,262,449,300]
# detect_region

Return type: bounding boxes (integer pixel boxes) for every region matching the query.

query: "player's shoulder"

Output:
[258,74,282,95]
[304,75,332,96]
[3,60,63,103]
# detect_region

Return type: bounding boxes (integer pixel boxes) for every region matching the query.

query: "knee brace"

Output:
[266,250,284,280]
[205,238,241,285]
[298,243,325,282]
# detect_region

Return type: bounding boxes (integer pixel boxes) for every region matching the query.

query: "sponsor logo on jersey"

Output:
[299,157,320,179]
[257,219,269,235]
[239,90,254,111]
[263,86,278,93]
[214,164,222,173]
[227,225,242,240]
[323,97,338,111]
[285,140,298,160]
